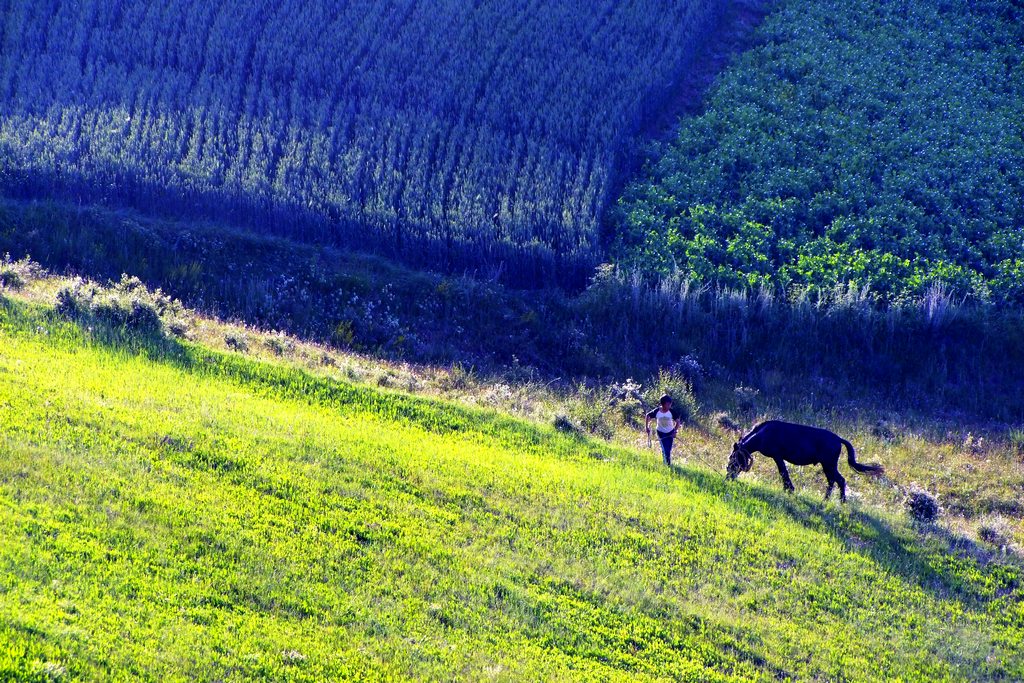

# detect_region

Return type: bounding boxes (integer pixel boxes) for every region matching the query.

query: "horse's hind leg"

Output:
[775,459,795,492]
[824,471,836,500]
[823,462,846,502]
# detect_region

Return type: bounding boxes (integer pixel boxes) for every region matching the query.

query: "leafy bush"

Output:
[977,515,1013,547]
[552,414,578,434]
[224,332,249,352]
[1010,430,1024,460]
[671,354,705,393]
[0,254,42,291]
[54,275,187,337]
[264,334,294,356]
[607,377,646,428]
[438,363,477,393]
[647,369,699,423]
[905,485,941,525]
[871,420,900,443]
[613,0,1024,304]
[331,320,356,350]
[733,385,760,413]
[568,385,615,440]
[713,412,740,432]
[0,267,24,291]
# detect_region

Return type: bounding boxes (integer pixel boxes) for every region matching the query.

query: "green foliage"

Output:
[648,369,700,423]
[0,268,24,291]
[614,0,1024,304]
[224,331,250,352]
[330,320,356,350]
[978,516,1013,547]
[0,294,1022,680]
[0,0,726,282]
[713,411,741,433]
[54,274,188,338]
[552,413,578,434]
[0,254,41,291]
[566,384,615,440]
[906,486,942,525]
[1009,430,1024,457]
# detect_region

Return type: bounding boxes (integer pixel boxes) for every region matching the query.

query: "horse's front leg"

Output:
[774,458,795,492]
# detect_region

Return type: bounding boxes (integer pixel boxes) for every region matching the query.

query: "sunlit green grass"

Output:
[0,297,1021,681]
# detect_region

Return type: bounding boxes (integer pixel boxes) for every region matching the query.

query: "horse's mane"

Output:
[740,421,771,445]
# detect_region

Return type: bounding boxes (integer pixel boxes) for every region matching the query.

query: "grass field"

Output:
[1,290,1022,681]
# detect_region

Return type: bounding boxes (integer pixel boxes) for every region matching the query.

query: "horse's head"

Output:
[727,442,753,479]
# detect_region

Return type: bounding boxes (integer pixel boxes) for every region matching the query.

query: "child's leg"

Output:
[661,435,672,465]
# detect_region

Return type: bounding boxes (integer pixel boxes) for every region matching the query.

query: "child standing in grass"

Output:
[646,394,682,466]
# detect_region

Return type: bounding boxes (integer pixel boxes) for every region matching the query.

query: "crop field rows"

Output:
[613,0,1024,303]
[0,0,722,282]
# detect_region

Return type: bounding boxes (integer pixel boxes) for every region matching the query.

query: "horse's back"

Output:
[756,420,842,463]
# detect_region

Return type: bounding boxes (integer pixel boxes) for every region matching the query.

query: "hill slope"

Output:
[1,295,1021,681]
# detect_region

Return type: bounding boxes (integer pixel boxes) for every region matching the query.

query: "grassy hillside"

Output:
[613,0,1024,304]
[2,288,1023,681]
[0,0,725,283]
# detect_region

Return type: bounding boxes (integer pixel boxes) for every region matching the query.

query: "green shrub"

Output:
[0,268,24,290]
[54,275,187,338]
[552,414,577,434]
[264,334,294,356]
[1009,429,1024,458]
[565,383,615,440]
[0,254,42,291]
[646,369,699,423]
[330,320,356,349]
[607,377,645,428]
[224,332,249,352]
[977,515,1012,547]
[872,420,900,443]
[905,485,941,525]
[713,412,740,432]
[439,363,476,392]
[54,280,91,318]
[733,385,760,414]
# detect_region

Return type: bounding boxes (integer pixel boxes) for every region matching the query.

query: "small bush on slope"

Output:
[54,274,189,338]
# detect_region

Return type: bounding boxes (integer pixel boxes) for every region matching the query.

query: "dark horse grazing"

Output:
[727,421,883,501]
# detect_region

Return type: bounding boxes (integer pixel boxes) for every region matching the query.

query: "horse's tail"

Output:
[842,438,884,475]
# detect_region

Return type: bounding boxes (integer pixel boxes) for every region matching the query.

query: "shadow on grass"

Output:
[674,465,1021,611]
